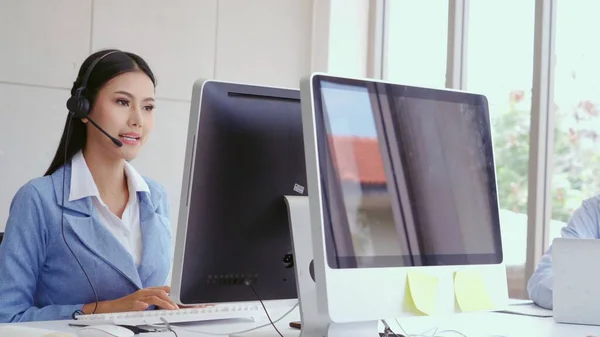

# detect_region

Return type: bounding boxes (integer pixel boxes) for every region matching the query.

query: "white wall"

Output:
[0,0,373,233]
[0,0,319,232]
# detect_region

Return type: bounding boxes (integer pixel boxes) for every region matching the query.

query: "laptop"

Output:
[552,237,600,325]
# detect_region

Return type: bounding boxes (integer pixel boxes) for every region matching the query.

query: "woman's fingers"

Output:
[138,295,178,310]
[133,286,179,310]
[132,300,150,311]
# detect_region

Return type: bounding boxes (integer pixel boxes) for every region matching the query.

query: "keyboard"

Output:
[74,303,263,325]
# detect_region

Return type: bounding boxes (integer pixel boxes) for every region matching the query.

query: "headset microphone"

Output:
[83,116,123,147]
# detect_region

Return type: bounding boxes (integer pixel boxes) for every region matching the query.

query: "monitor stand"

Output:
[284,196,379,337]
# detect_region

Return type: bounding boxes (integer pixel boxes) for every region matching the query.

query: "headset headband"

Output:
[74,50,120,97]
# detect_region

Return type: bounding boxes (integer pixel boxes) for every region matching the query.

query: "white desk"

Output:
[8,305,600,337]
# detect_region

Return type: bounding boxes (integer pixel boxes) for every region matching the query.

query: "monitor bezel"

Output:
[309,73,504,269]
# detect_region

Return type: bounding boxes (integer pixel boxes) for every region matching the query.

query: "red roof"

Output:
[328,136,386,185]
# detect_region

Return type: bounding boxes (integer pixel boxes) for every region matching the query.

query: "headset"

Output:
[63,50,124,317]
[67,50,116,119]
[66,50,123,147]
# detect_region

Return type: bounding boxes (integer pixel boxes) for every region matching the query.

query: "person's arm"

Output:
[0,184,84,323]
[527,199,599,309]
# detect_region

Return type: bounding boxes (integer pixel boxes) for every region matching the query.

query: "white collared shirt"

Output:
[69,151,150,266]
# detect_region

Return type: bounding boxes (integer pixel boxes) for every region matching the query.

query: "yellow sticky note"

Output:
[454,270,493,312]
[404,271,438,315]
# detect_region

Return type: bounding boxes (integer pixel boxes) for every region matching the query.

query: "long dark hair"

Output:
[44,49,156,176]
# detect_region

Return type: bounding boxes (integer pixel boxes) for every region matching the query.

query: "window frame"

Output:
[375,0,558,294]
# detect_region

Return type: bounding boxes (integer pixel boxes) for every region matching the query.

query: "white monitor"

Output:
[298,73,509,335]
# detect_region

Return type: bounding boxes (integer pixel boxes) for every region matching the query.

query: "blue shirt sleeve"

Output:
[527,198,599,309]
[0,183,84,322]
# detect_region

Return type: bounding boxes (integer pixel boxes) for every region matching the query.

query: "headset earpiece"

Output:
[66,50,119,120]
[66,94,90,119]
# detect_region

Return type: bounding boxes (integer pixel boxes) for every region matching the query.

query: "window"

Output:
[549,1,600,244]
[378,0,590,299]
[466,0,535,299]
[383,0,448,88]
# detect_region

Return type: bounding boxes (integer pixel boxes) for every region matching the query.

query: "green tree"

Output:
[492,91,600,223]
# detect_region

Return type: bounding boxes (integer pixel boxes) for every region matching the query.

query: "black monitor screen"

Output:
[178,81,304,303]
[311,74,503,269]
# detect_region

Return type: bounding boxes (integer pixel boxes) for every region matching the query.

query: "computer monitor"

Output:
[299,73,509,335]
[170,79,305,310]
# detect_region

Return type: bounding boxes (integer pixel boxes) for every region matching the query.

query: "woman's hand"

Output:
[82,286,179,314]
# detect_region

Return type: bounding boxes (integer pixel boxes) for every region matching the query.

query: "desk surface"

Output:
[6,305,600,337]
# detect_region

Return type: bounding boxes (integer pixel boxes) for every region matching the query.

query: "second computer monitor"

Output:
[170,79,305,306]
[300,73,509,325]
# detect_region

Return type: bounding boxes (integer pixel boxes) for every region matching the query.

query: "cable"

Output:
[381,319,403,337]
[160,317,179,337]
[393,319,412,337]
[392,318,471,337]
[150,302,299,336]
[62,113,99,316]
[245,280,284,337]
[157,304,472,337]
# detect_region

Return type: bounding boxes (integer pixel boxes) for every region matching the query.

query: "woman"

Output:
[0,49,179,323]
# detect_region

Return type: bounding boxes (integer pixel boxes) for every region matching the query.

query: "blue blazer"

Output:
[0,163,172,323]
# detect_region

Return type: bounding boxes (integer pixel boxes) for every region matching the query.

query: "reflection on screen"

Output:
[390,96,496,259]
[319,82,407,265]
[317,79,502,268]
